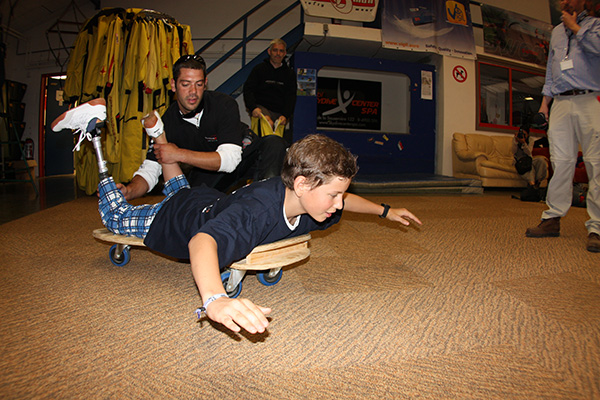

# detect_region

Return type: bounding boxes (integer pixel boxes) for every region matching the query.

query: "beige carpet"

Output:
[1,192,599,399]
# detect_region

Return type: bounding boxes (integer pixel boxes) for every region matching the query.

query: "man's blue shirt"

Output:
[543,13,600,96]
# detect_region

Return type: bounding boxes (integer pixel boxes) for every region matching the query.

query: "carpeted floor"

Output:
[1,192,599,399]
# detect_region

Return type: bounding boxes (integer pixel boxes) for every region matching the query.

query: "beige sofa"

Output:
[452,132,548,188]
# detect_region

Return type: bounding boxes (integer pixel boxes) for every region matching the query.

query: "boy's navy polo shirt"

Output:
[144,177,342,267]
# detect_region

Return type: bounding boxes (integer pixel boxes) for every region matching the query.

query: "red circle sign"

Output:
[453,66,467,83]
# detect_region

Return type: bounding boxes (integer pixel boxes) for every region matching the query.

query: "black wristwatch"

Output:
[379,203,391,219]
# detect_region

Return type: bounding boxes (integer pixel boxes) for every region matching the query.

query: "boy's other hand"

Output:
[206,297,271,334]
[387,208,422,227]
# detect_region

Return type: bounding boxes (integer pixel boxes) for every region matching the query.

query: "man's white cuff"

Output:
[216,143,242,173]
[133,159,162,192]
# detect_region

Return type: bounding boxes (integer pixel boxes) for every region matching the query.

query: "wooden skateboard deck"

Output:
[92,228,311,297]
[93,228,144,246]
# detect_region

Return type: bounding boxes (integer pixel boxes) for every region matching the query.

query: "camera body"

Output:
[532,112,548,129]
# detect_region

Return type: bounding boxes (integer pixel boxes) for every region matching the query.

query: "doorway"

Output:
[39,74,72,177]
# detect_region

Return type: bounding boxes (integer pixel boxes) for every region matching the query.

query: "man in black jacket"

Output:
[243,39,297,144]
[119,55,287,200]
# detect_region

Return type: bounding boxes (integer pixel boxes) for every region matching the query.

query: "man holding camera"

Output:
[512,127,548,189]
[525,0,600,253]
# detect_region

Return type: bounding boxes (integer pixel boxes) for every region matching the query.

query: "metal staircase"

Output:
[194,0,304,97]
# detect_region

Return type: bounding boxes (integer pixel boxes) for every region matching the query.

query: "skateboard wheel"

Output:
[220,270,242,298]
[256,269,282,286]
[109,244,131,267]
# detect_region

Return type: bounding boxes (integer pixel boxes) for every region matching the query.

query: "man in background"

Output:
[525,0,600,252]
[243,38,297,144]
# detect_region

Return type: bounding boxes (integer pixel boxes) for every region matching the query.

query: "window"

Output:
[317,67,411,134]
[477,61,545,132]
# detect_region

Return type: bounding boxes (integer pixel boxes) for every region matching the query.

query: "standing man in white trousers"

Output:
[525,0,600,253]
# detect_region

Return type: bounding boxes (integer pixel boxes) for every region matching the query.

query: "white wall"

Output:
[437,56,477,176]
[476,0,551,21]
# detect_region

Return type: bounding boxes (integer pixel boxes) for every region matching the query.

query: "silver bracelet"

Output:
[195,293,229,318]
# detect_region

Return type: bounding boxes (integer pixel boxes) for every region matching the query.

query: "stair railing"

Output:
[196,0,303,75]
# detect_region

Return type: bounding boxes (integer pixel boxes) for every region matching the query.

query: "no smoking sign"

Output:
[453,65,467,83]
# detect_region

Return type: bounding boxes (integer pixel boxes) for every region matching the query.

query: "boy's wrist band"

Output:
[195,293,229,318]
[379,203,391,219]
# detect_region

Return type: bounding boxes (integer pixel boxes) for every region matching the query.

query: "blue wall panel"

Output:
[293,52,436,175]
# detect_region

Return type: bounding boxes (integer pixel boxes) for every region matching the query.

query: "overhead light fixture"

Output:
[525,97,534,101]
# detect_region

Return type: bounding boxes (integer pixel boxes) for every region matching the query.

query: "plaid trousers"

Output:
[98,174,190,238]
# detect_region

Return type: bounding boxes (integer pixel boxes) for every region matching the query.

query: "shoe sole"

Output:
[51,98,106,131]
[525,232,560,238]
[587,238,600,252]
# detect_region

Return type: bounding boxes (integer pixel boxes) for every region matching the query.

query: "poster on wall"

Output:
[297,68,317,96]
[421,70,433,100]
[300,0,379,22]
[381,0,476,59]
[482,4,552,67]
[317,77,381,131]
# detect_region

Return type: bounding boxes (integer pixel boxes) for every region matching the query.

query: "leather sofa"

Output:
[452,132,549,187]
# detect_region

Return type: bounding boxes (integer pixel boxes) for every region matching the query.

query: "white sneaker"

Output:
[51,98,107,151]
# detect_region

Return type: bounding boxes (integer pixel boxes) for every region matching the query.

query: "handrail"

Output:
[196,0,271,55]
[196,0,302,74]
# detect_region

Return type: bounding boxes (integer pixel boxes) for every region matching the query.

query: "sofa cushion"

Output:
[464,134,495,155]
[462,134,514,162]
[480,158,518,173]
[491,136,515,158]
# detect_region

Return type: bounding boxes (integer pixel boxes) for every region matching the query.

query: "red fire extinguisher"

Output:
[23,138,34,160]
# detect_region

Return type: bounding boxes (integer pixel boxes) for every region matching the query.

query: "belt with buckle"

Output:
[558,89,594,96]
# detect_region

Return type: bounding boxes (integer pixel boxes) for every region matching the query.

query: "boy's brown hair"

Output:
[281,134,358,189]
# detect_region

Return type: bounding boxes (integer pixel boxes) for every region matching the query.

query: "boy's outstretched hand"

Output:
[387,207,422,227]
[342,194,422,227]
[190,233,271,335]
[206,297,271,334]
